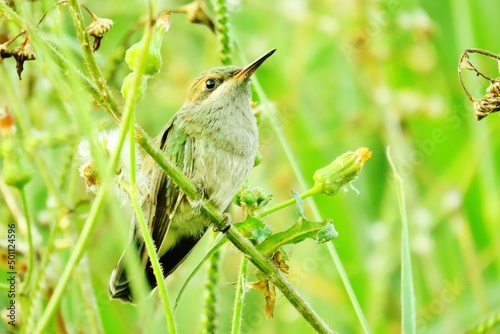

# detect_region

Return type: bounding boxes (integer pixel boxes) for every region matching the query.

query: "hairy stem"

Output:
[231,256,248,334]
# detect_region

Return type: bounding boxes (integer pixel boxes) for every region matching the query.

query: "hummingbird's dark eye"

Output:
[205,79,216,90]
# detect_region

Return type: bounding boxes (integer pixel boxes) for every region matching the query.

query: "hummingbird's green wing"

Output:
[109,116,197,303]
[137,116,199,285]
[146,117,193,250]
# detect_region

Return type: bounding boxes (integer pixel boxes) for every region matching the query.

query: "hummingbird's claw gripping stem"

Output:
[213,213,232,233]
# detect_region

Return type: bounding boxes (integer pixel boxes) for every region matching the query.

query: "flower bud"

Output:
[0,107,33,189]
[121,72,148,102]
[312,147,372,197]
[125,11,171,76]
[1,140,33,189]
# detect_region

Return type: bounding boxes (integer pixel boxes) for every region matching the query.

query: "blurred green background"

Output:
[1,0,500,333]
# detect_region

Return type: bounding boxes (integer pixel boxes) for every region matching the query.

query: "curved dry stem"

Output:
[36,1,68,27]
[80,4,98,21]
[458,48,500,103]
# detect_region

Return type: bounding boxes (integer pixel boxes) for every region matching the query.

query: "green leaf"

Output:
[234,216,273,245]
[257,217,338,257]
[315,222,338,243]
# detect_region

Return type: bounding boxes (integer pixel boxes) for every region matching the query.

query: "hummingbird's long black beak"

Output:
[233,49,276,80]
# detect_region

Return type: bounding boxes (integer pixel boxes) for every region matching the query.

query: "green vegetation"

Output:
[1,0,499,333]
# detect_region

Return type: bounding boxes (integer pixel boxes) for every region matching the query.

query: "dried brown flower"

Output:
[86,16,114,51]
[11,34,36,80]
[173,0,215,33]
[474,93,500,121]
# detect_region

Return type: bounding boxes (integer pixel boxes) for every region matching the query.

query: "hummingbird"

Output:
[109,49,276,303]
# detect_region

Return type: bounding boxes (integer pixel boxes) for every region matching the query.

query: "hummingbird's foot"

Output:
[213,213,232,233]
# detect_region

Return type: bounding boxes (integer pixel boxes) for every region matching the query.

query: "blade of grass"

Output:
[387,147,416,334]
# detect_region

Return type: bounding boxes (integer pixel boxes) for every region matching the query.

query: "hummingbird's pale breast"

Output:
[171,78,259,237]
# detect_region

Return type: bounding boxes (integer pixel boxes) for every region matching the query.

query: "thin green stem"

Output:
[23,210,66,334]
[34,181,112,333]
[257,186,320,218]
[19,188,34,294]
[387,147,416,333]
[130,180,178,334]
[65,0,119,120]
[231,256,248,334]
[123,10,176,332]
[76,257,105,334]
[0,282,9,290]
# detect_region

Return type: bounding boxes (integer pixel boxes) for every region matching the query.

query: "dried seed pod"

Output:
[86,17,114,51]
[473,94,500,121]
[486,78,500,95]
[172,0,215,33]
[10,34,36,80]
[0,43,12,62]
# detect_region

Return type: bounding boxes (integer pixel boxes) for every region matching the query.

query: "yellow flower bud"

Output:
[312,147,372,196]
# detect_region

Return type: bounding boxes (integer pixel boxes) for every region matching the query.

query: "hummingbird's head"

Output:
[184,49,276,106]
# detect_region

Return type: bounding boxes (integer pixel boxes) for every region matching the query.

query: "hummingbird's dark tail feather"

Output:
[108,233,204,304]
[145,234,201,289]
[108,239,140,304]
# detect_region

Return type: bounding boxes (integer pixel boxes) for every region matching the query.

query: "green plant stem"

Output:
[19,188,34,294]
[65,0,119,120]
[202,235,219,334]
[125,20,177,334]
[23,210,65,334]
[76,257,105,334]
[231,256,248,334]
[234,42,370,332]
[204,3,231,330]
[387,148,416,333]
[33,125,132,334]
[257,186,320,218]
[136,128,333,333]
[34,182,112,333]
[0,282,9,290]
